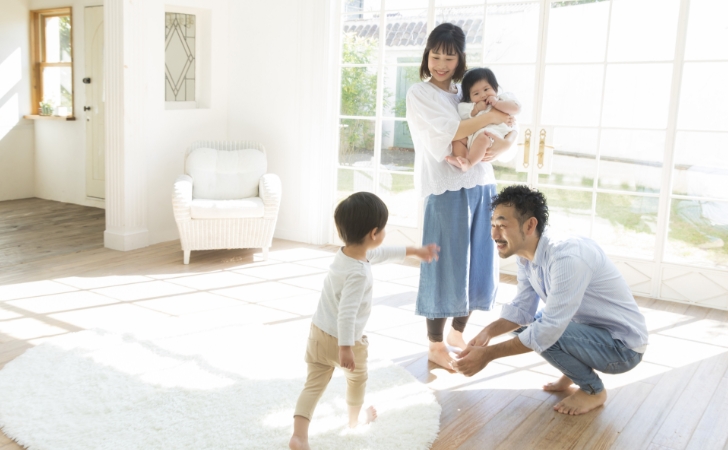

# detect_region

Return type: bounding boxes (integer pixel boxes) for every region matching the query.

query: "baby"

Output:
[447,67,521,172]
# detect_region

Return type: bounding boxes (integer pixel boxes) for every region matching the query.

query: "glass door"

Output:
[334,0,728,308]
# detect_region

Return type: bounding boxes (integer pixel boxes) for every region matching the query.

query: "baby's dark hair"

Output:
[491,185,549,236]
[461,67,499,103]
[419,23,467,83]
[334,192,388,245]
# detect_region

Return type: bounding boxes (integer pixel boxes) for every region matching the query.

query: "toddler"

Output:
[447,67,521,172]
[289,192,439,450]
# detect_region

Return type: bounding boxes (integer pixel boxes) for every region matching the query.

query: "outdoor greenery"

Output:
[339,34,379,163]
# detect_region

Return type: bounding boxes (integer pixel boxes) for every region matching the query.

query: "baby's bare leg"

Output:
[446,138,469,168]
[457,133,490,172]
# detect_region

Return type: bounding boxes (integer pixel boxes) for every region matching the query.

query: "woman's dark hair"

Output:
[419,23,467,83]
[491,185,549,236]
[461,68,499,103]
[334,192,388,245]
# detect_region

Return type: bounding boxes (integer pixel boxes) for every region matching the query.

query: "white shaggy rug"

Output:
[0,322,440,450]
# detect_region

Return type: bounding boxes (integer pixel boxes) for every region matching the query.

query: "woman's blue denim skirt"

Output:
[415,184,499,318]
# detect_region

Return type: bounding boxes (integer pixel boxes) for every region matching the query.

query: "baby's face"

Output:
[469,80,496,103]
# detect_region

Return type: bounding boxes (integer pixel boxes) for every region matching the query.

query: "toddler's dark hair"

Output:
[334,192,388,245]
[491,185,549,236]
[419,23,467,83]
[461,68,499,103]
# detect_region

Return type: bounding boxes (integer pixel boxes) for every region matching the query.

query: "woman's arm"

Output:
[453,108,513,141]
[481,130,517,162]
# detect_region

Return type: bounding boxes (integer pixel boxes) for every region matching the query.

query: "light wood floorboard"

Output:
[1,198,727,449]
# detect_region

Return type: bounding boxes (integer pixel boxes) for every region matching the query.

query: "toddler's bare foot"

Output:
[445,155,462,169]
[289,435,310,450]
[428,342,456,370]
[543,375,574,392]
[349,405,377,428]
[364,405,377,424]
[446,329,467,351]
[554,389,607,415]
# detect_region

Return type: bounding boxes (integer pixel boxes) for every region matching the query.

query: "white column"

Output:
[103,0,149,251]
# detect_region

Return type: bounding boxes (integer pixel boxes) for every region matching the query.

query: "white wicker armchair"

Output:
[172,140,281,264]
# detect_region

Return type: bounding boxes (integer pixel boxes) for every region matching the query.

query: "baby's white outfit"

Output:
[457,91,519,149]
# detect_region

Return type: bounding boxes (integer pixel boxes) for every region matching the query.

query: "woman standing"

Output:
[406,23,517,368]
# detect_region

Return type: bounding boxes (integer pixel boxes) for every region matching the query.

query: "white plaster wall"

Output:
[227,0,338,244]
[0,0,35,202]
[145,0,230,244]
[27,0,229,245]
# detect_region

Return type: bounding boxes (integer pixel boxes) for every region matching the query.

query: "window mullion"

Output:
[372,0,386,193]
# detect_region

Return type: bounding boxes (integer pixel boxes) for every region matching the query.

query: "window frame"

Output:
[30,7,74,118]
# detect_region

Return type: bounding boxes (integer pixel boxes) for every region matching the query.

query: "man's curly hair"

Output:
[491,185,549,236]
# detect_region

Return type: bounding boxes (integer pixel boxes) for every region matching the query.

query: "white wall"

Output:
[228,0,338,244]
[0,0,35,202]
[26,0,229,245]
[9,0,331,246]
[144,0,230,244]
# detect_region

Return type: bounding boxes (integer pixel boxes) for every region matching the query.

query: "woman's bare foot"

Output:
[428,342,456,370]
[553,389,607,415]
[289,435,310,450]
[446,329,467,351]
[543,375,574,392]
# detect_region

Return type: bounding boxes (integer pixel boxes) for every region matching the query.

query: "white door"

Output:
[85,6,104,199]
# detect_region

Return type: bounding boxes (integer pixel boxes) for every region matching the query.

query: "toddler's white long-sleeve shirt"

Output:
[312,246,406,346]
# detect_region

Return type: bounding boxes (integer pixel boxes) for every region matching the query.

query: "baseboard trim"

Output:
[104,228,149,251]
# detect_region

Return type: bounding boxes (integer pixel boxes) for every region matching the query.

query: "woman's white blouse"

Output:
[406,81,496,198]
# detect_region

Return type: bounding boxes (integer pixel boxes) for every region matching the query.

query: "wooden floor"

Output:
[1,198,728,450]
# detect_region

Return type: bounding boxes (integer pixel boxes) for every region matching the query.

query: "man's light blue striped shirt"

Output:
[500,231,649,354]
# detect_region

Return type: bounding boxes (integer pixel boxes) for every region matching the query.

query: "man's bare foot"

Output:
[429,342,456,370]
[446,329,467,351]
[445,155,462,169]
[543,375,574,392]
[289,435,310,450]
[553,389,607,415]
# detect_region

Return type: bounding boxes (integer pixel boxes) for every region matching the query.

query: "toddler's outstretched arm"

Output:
[406,244,440,263]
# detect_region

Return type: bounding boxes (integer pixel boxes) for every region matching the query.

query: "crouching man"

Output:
[453,185,649,415]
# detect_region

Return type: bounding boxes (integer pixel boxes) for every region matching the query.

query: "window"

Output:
[165,12,196,106]
[30,8,73,117]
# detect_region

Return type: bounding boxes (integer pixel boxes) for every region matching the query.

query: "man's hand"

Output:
[468,328,492,347]
[339,346,355,371]
[452,345,492,377]
[407,244,440,263]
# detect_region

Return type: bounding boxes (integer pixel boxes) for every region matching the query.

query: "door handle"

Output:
[523,128,531,168]
[84,106,91,111]
[538,128,554,169]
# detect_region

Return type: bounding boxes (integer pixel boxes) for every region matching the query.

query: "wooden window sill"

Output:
[24,115,76,121]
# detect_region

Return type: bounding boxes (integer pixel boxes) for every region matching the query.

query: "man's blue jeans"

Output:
[537,322,643,394]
